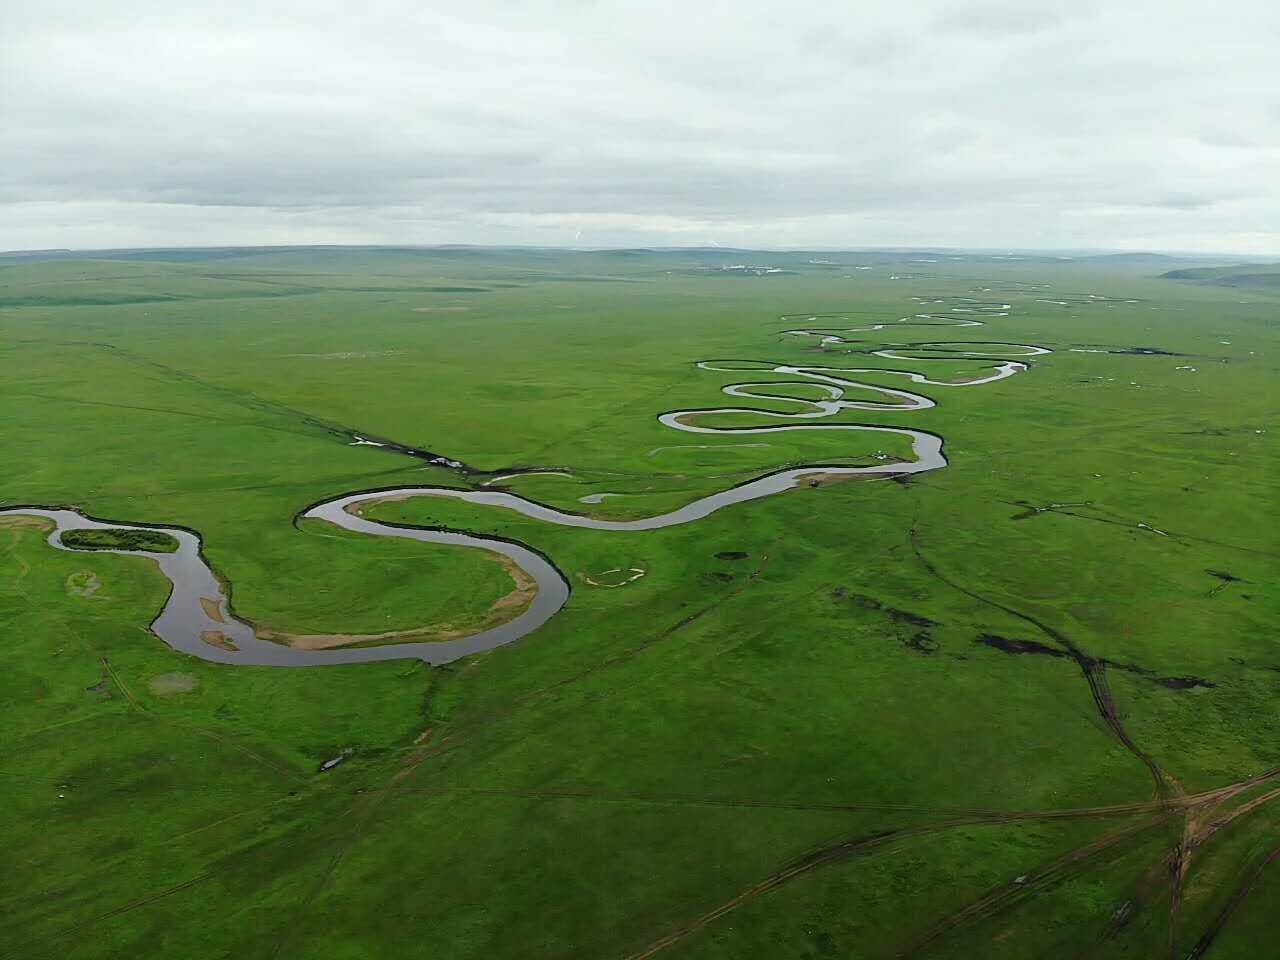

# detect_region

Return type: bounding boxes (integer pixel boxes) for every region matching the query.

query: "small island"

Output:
[61,528,180,553]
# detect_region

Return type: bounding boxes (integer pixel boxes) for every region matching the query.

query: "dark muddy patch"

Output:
[1112,346,1187,356]
[1074,345,1188,356]
[1151,675,1216,690]
[977,634,1214,690]
[702,571,736,584]
[716,551,750,561]
[977,633,1069,659]
[904,632,939,655]
[1009,500,1090,521]
[888,608,937,628]
[845,592,882,611]
[1207,568,1248,597]
[840,592,940,653]
[840,592,937,627]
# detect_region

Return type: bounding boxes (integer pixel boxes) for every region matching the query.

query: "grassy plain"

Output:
[0,247,1276,958]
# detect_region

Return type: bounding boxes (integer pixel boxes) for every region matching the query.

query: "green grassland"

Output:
[0,247,1276,958]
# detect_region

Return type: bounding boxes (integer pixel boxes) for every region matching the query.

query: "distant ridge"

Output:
[1160,263,1280,288]
[0,248,74,258]
[0,243,1266,265]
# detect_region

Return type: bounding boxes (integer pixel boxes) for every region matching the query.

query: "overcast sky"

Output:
[3,0,1277,253]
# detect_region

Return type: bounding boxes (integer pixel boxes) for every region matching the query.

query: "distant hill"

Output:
[0,248,74,259]
[1160,263,1280,288]
[1082,252,1181,264]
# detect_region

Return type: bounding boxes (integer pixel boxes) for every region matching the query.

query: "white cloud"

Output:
[2,0,1277,252]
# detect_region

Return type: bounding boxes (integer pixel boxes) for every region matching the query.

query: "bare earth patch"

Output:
[66,571,101,598]
[199,596,226,623]
[201,630,238,651]
[149,672,198,696]
[579,566,647,588]
[344,495,409,516]
[795,470,895,488]
[0,515,53,532]
[2,515,54,585]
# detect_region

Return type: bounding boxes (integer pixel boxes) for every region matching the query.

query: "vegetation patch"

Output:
[61,527,179,553]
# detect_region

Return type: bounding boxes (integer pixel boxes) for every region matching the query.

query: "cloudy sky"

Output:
[3,0,1277,253]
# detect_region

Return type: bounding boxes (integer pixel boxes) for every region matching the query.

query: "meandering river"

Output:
[1,304,1049,666]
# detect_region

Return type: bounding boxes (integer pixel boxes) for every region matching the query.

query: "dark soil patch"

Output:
[1073,345,1187,356]
[1207,568,1247,597]
[976,634,1214,689]
[887,607,938,628]
[715,551,750,561]
[842,592,937,627]
[1151,675,1216,690]
[1111,346,1187,356]
[840,592,940,654]
[904,632,939,654]
[1008,500,1091,521]
[977,633,1069,659]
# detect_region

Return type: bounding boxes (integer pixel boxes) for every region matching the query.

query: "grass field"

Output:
[1,246,1276,958]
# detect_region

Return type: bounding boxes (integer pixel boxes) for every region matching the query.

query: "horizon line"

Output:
[1,242,1274,261]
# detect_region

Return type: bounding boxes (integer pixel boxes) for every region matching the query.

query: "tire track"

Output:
[907,523,1171,801]
[1185,844,1280,959]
